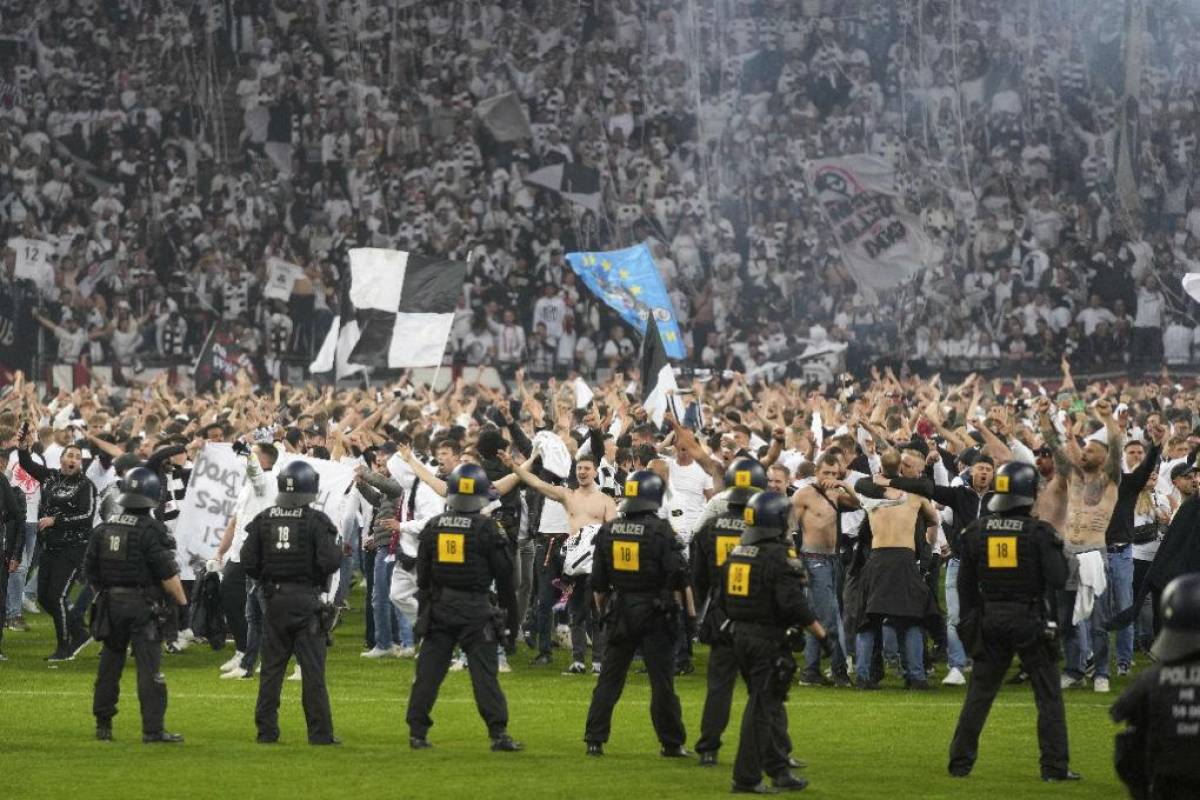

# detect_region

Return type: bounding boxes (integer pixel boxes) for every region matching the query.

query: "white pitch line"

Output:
[0,688,1119,709]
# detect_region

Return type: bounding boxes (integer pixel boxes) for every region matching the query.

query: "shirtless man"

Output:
[792,452,859,686]
[1041,398,1123,691]
[853,448,941,690]
[512,451,616,674]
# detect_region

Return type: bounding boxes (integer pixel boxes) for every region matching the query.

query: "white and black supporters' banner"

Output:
[805,156,934,299]
[524,162,602,214]
[310,248,467,376]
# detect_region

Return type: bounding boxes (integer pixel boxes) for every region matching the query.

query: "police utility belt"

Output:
[265,580,318,594]
[105,586,157,597]
[980,592,1041,606]
[731,621,786,640]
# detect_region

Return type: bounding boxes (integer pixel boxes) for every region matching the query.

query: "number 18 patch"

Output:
[987,536,1017,568]
[727,563,751,596]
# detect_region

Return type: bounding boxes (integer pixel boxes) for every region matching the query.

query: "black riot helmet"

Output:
[118,466,161,510]
[986,461,1039,513]
[723,458,767,508]
[276,461,320,508]
[446,463,492,513]
[620,470,665,514]
[742,491,791,544]
[1151,572,1200,663]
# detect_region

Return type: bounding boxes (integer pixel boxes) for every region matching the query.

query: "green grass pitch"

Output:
[0,587,1125,799]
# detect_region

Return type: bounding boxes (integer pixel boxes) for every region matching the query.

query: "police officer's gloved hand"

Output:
[819,635,836,658]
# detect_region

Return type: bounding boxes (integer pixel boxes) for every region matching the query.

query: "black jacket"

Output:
[0,472,25,562]
[1104,442,1161,546]
[18,448,96,551]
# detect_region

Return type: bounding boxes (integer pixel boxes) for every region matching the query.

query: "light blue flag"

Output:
[564,242,686,359]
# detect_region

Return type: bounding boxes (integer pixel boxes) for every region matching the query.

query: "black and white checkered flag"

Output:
[310,248,466,376]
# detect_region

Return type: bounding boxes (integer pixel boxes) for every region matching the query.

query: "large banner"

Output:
[276,452,356,533]
[805,156,934,297]
[175,443,245,579]
[175,445,358,579]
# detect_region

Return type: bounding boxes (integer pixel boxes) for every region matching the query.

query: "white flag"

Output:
[574,377,594,409]
[806,156,934,298]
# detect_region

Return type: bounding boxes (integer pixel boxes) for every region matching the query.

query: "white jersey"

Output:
[839,469,870,538]
[7,450,42,523]
[666,458,713,542]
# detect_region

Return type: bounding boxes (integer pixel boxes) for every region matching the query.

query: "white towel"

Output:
[532,430,572,479]
[1072,550,1108,625]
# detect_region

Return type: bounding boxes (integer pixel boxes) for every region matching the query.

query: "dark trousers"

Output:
[584,609,685,747]
[732,634,791,787]
[948,607,1069,776]
[406,613,509,739]
[38,545,86,648]
[696,639,738,754]
[1131,327,1162,368]
[567,574,603,663]
[1133,558,1158,645]
[92,595,168,735]
[255,587,334,743]
[533,537,561,656]
[0,565,8,651]
[361,546,376,649]
[220,561,249,652]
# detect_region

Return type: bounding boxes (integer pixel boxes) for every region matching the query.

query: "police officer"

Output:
[722,491,829,794]
[1111,572,1200,798]
[948,461,1076,781]
[693,458,766,767]
[86,467,188,743]
[240,461,342,745]
[584,469,688,758]
[406,464,522,752]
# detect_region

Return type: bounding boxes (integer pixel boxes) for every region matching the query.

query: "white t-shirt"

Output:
[666,458,714,540]
[532,295,567,339]
[7,451,42,523]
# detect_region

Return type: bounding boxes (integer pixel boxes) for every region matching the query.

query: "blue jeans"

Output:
[240,580,266,672]
[1107,547,1135,669]
[372,548,397,650]
[533,537,560,656]
[856,623,924,683]
[802,555,847,677]
[1063,549,1129,680]
[943,558,968,669]
[5,522,37,614]
[335,521,359,607]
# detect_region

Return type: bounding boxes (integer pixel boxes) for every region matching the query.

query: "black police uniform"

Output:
[85,510,179,740]
[948,510,1071,778]
[583,512,688,752]
[721,530,817,789]
[405,510,518,744]
[1111,574,1200,799]
[240,504,342,744]
[1111,656,1200,798]
[692,499,750,759]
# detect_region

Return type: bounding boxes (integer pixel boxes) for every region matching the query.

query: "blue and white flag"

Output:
[564,242,686,359]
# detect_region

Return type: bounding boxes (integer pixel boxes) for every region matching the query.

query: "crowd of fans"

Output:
[5,0,1200,385]
[0,362,1192,704]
